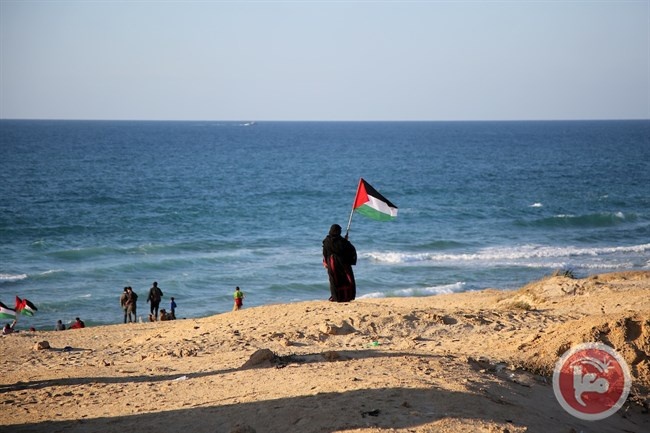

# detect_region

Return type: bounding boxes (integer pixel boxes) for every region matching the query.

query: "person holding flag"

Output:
[1,301,18,334]
[1,296,38,333]
[323,178,398,302]
[322,223,357,302]
[2,320,17,335]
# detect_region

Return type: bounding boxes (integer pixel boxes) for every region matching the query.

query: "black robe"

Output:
[322,234,357,302]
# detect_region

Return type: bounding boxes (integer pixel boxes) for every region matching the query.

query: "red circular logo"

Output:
[553,342,631,420]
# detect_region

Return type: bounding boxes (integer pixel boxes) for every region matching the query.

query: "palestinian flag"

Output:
[15,296,38,317]
[353,178,398,221]
[0,302,17,320]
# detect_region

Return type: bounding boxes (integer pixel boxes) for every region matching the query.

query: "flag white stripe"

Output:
[367,195,398,217]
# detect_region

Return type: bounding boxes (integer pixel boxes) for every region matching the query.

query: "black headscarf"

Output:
[329,224,342,237]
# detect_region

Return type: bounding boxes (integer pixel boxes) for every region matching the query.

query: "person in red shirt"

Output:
[70,317,85,329]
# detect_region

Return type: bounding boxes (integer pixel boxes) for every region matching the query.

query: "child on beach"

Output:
[233,287,244,311]
[170,297,177,319]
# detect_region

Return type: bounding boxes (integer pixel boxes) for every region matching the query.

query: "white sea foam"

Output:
[0,273,28,281]
[530,203,543,208]
[364,243,650,266]
[365,251,430,264]
[358,282,465,299]
[553,211,626,220]
[579,262,634,269]
[41,269,64,276]
[359,292,386,299]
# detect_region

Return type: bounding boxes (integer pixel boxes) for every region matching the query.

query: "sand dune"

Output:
[1,271,648,432]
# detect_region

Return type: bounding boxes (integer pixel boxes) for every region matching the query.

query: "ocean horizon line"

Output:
[1,118,649,123]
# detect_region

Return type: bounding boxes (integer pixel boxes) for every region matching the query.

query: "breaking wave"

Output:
[364,243,650,269]
[0,273,28,282]
[518,211,634,228]
[359,281,466,299]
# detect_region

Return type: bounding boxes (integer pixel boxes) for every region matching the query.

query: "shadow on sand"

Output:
[3,349,647,433]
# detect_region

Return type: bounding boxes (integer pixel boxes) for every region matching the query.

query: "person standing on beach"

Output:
[170,297,177,319]
[147,281,163,321]
[125,286,138,323]
[120,287,129,323]
[322,223,357,302]
[233,287,244,311]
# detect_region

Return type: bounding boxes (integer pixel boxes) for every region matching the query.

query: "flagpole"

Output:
[346,178,363,239]
[14,296,20,324]
[345,208,354,239]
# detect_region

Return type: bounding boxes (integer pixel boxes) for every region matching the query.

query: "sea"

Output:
[1,120,649,330]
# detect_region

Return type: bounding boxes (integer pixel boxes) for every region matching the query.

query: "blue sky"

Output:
[1,1,648,121]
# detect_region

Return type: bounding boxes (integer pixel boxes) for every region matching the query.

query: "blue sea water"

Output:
[1,120,649,330]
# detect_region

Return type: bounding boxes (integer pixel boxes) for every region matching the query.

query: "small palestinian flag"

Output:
[15,296,38,317]
[353,178,398,221]
[0,302,17,320]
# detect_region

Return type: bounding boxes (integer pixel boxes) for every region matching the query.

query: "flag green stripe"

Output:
[362,195,398,217]
[355,204,397,221]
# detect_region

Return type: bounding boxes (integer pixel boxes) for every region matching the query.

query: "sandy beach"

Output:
[1,271,648,433]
